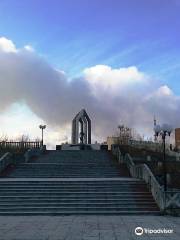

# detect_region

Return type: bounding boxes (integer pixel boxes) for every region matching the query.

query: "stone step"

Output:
[0,184,147,187]
[7,168,119,170]
[0,187,148,191]
[0,210,161,216]
[7,170,119,172]
[0,203,158,208]
[17,163,114,165]
[0,150,159,215]
[15,166,116,168]
[0,184,146,188]
[7,176,121,178]
[0,195,153,199]
[7,172,120,174]
[0,179,143,183]
[7,171,119,173]
[0,188,151,192]
[7,175,121,178]
[9,173,120,175]
[0,189,148,194]
[0,191,149,196]
[0,206,159,211]
[0,199,155,203]
[9,166,118,168]
[0,192,153,197]
[0,182,146,186]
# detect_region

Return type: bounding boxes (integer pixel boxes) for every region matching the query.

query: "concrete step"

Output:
[0,150,160,215]
[0,184,146,188]
[0,206,159,212]
[0,195,153,199]
[0,210,161,216]
[0,193,153,197]
[0,201,158,206]
[0,199,155,203]
[12,169,117,172]
[0,189,152,193]
[0,180,144,183]
[0,183,147,187]
[0,187,148,191]
[3,150,130,179]
[7,175,120,177]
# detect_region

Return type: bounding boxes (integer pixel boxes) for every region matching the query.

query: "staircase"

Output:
[6,151,126,178]
[0,150,160,215]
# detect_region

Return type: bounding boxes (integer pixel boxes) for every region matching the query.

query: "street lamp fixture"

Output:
[118,125,131,145]
[39,125,46,146]
[154,123,173,191]
[118,125,124,131]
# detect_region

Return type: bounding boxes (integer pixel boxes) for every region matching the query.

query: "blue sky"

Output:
[0,0,180,92]
[0,0,180,147]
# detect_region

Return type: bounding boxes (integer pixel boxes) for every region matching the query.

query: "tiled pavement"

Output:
[0,215,179,240]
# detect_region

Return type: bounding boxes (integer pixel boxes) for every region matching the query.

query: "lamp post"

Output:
[118,125,124,144]
[154,123,173,191]
[39,125,46,146]
[118,125,131,145]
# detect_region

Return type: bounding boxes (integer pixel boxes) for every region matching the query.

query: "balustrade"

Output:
[112,145,180,212]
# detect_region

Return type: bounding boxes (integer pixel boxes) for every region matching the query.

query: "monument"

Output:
[72,109,91,144]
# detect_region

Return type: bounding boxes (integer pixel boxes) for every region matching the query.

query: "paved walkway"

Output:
[0,215,179,240]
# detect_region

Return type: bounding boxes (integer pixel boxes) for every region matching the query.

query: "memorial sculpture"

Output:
[71,109,91,144]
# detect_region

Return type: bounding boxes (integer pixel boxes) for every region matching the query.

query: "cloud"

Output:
[0,37,17,53]
[0,37,179,145]
[84,65,147,96]
[24,45,34,52]
[144,85,180,127]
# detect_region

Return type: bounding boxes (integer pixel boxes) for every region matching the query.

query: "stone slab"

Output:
[0,177,140,182]
[0,215,179,240]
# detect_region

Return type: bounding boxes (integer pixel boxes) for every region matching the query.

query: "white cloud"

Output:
[153,85,173,97]
[0,37,17,53]
[0,37,35,53]
[24,45,34,52]
[84,65,147,96]
[0,37,180,147]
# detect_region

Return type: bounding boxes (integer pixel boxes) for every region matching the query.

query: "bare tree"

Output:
[117,125,132,145]
[131,128,143,141]
[16,134,30,142]
[116,125,145,145]
[35,137,41,142]
[0,134,9,142]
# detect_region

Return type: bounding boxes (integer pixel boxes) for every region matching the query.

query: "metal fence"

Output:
[0,141,42,149]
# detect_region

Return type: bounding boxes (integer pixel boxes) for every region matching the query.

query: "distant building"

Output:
[175,128,180,149]
[107,136,162,152]
[107,136,119,150]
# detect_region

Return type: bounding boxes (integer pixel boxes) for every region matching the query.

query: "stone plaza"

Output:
[0,215,180,240]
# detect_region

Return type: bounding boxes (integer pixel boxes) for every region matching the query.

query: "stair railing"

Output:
[137,163,165,210]
[112,147,165,211]
[0,152,13,174]
[112,146,180,212]
[122,153,165,210]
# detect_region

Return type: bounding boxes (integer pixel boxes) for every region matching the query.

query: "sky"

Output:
[0,0,180,148]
